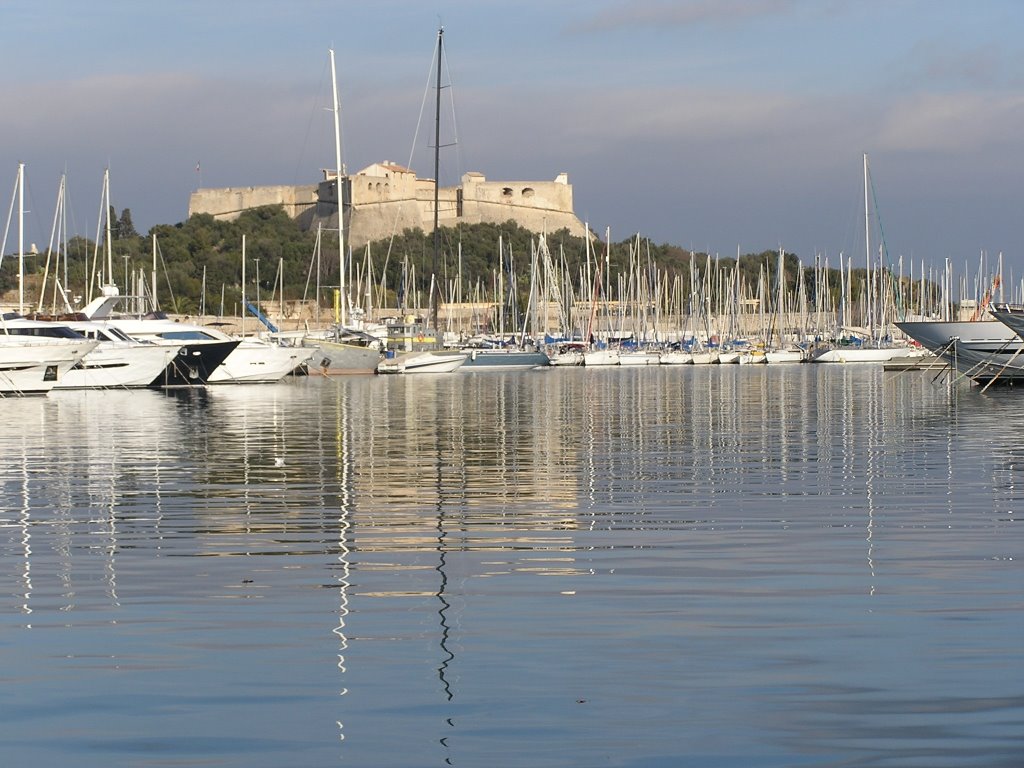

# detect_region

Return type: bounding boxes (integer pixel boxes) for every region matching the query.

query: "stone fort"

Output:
[187,163,588,248]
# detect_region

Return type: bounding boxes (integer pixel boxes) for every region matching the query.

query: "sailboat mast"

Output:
[431,26,443,336]
[17,162,24,314]
[862,152,872,341]
[330,48,347,327]
[104,168,114,294]
[241,234,247,337]
[152,234,158,312]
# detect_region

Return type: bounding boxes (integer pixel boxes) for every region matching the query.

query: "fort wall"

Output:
[188,184,318,222]
[188,163,589,245]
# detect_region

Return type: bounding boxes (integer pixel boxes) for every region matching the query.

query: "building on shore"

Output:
[187,163,589,248]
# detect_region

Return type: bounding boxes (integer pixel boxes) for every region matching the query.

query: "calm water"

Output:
[1,365,1021,767]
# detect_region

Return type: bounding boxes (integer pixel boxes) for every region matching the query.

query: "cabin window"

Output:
[502,187,513,198]
[522,187,535,198]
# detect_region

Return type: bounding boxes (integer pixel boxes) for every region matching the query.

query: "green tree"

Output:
[117,208,138,239]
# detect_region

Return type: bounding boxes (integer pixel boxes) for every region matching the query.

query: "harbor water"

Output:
[1,365,1021,767]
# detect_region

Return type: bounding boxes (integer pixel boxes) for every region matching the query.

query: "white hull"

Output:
[896,319,1017,353]
[617,351,660,366]
[898,317,1024,383]
[377,350,467,374]
[56,342,183,389]
[208,339,312,383]
[659,351,692,365]
[548,351,584,366]
[690,351,719,365]
[765,349,805,364]
[0,338,98,396]
[809,346,920,364]
[80,296,308,384]
[583,349,620,366]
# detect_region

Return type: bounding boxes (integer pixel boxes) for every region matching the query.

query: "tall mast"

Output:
[152,233,158,312]
[863,152,872,341]
[330,48,347,327]
[104,168,114,294]
[17,162,24,314]
[431,26,443,336]
[241,234,247,337]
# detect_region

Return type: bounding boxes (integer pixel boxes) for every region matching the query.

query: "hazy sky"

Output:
[3,0,1023,278]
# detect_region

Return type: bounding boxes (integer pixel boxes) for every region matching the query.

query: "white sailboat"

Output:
[0,164,97,395]
[377,29,471,376]
[583,347,620,366]
[810,154,920,364]
[764,248,806,364]
[582,230,620,366]
[376,349,467,374]
[659,349,693,365]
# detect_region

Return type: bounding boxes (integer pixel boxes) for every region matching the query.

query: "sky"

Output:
[2,0,1023,281]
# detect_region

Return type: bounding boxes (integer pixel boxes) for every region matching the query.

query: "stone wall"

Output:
[188,184,319,222]
[188,163,589,246]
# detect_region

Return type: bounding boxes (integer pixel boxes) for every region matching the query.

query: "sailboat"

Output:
[582,230,621,366]
[810,154,922,364]
[458,234,550,370]
[378,28,466,375]
[764,247,806,363]
[300,49,385,375]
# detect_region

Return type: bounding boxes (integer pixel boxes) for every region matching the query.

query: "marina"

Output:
[4,7,1024,767]
[2,365,1022,767]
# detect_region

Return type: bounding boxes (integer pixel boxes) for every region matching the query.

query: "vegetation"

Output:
[3,204,929,319]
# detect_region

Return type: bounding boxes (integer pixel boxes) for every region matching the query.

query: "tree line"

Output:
[3,203,929,319]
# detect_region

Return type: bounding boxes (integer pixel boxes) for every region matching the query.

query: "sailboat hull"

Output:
[303,339,382,375]
[583,349,620,366]
[377,350,467,374]
[617,351,660,366]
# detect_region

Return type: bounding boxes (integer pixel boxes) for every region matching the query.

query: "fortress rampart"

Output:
[188,163,589,246]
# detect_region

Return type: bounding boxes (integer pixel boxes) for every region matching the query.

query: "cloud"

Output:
[876,91,1024,152]
[581,0,799,32]
[901,41,1007,89]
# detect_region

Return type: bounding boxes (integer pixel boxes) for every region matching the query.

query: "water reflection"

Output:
[2,368,1023,766]
[1,390,183,624]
